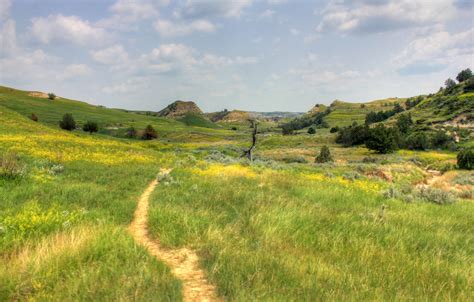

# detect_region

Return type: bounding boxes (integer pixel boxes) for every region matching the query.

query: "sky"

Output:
[0,0,473,112]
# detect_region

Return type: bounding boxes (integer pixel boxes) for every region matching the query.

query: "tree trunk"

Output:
[242,120,257,161]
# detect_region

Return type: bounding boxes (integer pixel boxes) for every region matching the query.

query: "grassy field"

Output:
[1,87,473,300]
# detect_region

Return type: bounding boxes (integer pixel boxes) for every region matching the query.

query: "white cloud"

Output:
[154,19,215,36]
[30,14,109,45]
[393,28,474,74]
[99,0,170,29]
[58,64,92,80]
[0,19,17,57]
[258,9,275,19]
[267,0,287,4]
[0,0,11,22]
[91,45,129,65]
[102,77,148,94]
[317,0,457,34]
[290,28,300,35]
[176,0,253,19]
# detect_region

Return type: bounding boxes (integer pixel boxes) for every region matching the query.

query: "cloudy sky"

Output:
[0,0,472,112]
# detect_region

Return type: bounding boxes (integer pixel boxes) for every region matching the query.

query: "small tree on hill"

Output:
[30,113,38,122]
[315,145,333,163]
[457,148,473,170]
[83,121,99,134]
[445,78,456,90]
[405,132,429,150]
[307,127,316,134]
[396,113,413,134]
[142,125,158,140]
[365,124,399,154]
[48,93,56,100]
[456,68,472,83]
[59,113,76,131]
[393,103,404,114]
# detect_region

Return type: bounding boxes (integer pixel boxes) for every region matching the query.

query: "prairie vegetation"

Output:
[0,80,472,301]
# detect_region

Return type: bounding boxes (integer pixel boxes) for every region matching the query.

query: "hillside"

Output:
[324,98,405,127]
[0,86,233,141]
[157,100,203,117]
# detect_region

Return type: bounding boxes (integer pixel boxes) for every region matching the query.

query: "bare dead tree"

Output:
[242,119,258,161]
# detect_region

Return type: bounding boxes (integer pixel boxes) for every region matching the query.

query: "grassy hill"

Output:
[0,86,233,142]
[324,98,405,127]
[1,84,473,300]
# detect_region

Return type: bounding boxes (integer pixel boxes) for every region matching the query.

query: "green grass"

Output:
[177,113,220,129]
[148,164,473,300]
[1,85,473,301]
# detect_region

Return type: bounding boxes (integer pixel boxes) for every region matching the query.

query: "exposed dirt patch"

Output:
[28,92,59,99]
[129,169,220,302]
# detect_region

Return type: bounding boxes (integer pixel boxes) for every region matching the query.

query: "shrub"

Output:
[307,127,316,134]
[405,132,430,150]
[336,124,368,147]
[282,155,307,164]
[457,148,473,170]
[231,127,238,131]
[416,187,456,205]
[365,124,399,154]
[125,127,137,138]
[82,121,99,134]
[0,153,27,180]
[142,125,158,140]
[30,113,38,122]
[329,126,339,133]
[48,93,56,100]
[315,145,333,163]
[431,130,452,149]
[396,113,413,134]
[59,113,76,131]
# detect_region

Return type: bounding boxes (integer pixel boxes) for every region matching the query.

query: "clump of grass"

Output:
[282,155,307,164]
[0,153,27,180]
[342,171,362,181]
[454,172,474,185]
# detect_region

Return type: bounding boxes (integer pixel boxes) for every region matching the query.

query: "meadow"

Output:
[0,87,473,301]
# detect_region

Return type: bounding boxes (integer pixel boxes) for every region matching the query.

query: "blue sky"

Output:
[0,0,473,112]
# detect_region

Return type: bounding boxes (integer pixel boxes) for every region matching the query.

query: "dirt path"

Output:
[129,169,220,302]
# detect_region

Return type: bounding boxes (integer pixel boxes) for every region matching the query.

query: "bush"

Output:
[282,155,307,164]
[405,132,430,150]
[48,93,56,100]
[125,127,137,138]
[396,113,413,134]
[231,127,238,131]
[0,153,27,180]
[307,127,316,134]
[416,187,456,205]
[315,145,333,163]
[431,130,452,149]
[59,113,76,131]
[142,125,158,140]
[329,126,339,133]
[82,121,99,134]
[336,124,368,147]
[30,113,38,122]
[365,125,399,154]
[457,148,473,170]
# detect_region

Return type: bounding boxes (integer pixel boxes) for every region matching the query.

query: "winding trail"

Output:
[129,169,220,302]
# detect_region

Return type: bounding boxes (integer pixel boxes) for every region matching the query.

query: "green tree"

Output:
[59,113,76,131]
[393,103,404,114]
[82,121,99,134]
[365,124,399,154]
[307,127,316,134]
[142,125,158,140]
[396,113,413,133]
[405,132,430,150]
[445,78,456,90]
[457,148,473,170]
[456,68,472,83]
[315,145,333,163]
[48,93,56,100]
